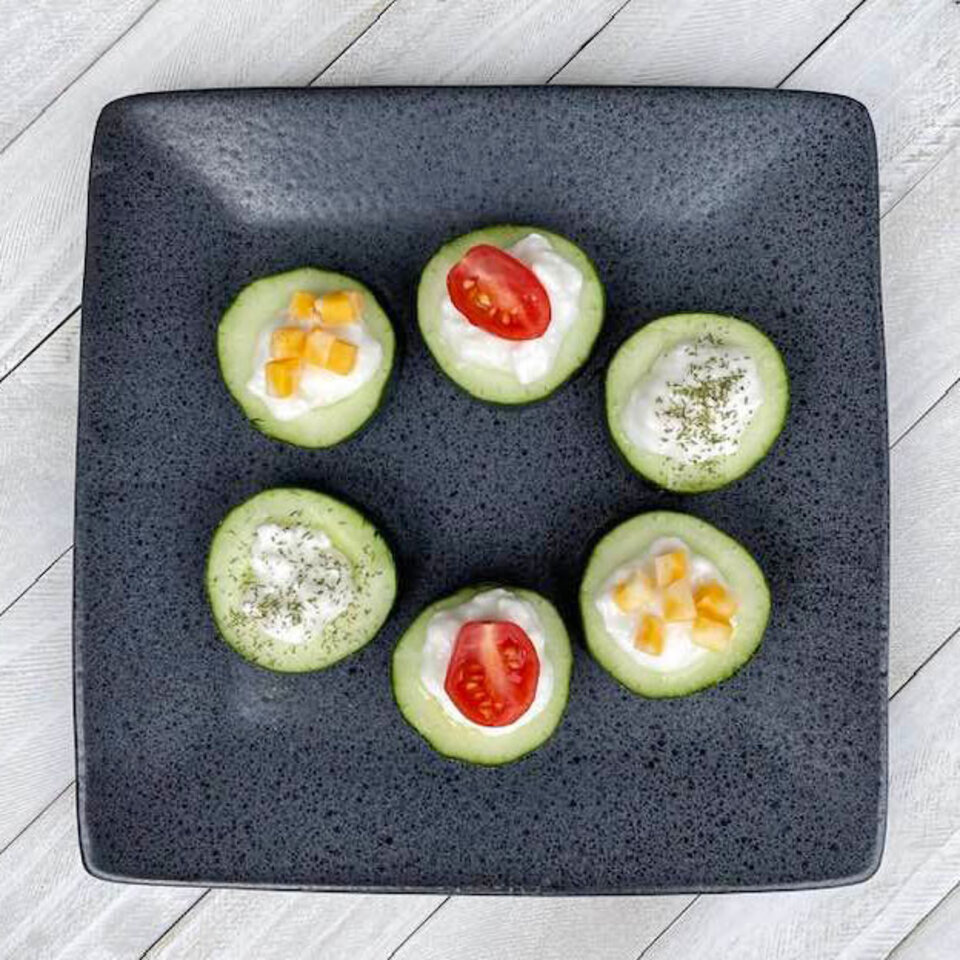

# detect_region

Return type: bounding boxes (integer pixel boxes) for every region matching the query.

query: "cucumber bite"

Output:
[606,313,788,492]
[392,586,572,764]
[206,488,396,672]
[580,512,769,698]
[218,268,395,447]
[417,225,604,403]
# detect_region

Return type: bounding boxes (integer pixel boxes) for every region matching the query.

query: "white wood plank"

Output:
[888,881,960,960]
[619,624,960,960]
[881,145,960,442]
[553,0,861,86]
[0,0,392,381]
[145,890,443,959]
[783,0,960,216]
[317,0,630,84]
[389,895,691,960]
[0,788,202,960]
[0,315,77,614]
[0,0,155,150]
[0,552,73,850]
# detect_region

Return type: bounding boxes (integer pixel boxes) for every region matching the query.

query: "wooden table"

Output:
[1,1,957,957]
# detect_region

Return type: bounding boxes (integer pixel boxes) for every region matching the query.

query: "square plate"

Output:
[75,87,887,893]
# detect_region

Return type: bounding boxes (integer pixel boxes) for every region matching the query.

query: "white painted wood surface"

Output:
[1,0,959,957]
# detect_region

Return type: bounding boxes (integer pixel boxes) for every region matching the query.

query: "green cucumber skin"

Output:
[391,585,573,765]
[605,313,789,494]
[217,268,396,448]
[579,511,770,699]
[417,225,606,405]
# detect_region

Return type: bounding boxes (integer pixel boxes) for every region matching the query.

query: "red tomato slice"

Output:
[446,245,551,340]
[444,620,540,727]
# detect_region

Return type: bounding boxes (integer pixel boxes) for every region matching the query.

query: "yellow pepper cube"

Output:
[270,326,306,360]
[662,580,696,622]
[654,550,688,588]
[289,290,317,321]
[695,582,738,621]
[304,328,336,367]
[326,338,358,375]
[613,571,654,613]
[316,290,363,327]
[265,358,300,398]
[634,614,665,656]
[691,615,733,652]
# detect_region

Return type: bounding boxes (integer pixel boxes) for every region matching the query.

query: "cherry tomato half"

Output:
[446,244,551,340]
[444,620,540,726]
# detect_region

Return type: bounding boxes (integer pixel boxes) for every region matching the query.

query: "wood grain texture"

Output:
[0,315,77,614]
[0,0,156,150]
[0,552,73,851]
[553,0,862,86]
[145,890,443,959]
[0,788,202,960]
[628,623,960,960]
[389,895,692,960]
[317,0,630,84]
[888,881,960,960]
[0,0,392,382]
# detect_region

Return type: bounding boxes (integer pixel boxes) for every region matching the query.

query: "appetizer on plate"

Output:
[580,511,769,698]
[392,586,572,764]
[418,225,604,403]
[606,313,788,492]
[206,488,396,672]
[218,268,395,447]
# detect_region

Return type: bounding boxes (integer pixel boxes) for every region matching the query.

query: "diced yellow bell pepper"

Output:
[270,326,307,359]
[695,582,738,621]
[265,358,300,398]
[613,570,654,613]
[289,290,317,321]
[317,290,363,327]
[662,580,696,622]
[304,328,335,367]
[654,550,688,588]
[691,615,733,652]
[326,338,358,375]
[634,613,664,655]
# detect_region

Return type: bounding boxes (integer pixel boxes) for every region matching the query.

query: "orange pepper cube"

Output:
[663,580,696,622]
[317,290,363,326]
[326,338,358,375]
[265,358,300,398]
[634,614,665,656]
[691,616,733,652]
[304,328,335,367]
[695,582,738,621]
[289,290,317,321]
[613,571,654,613]
[654,550,688,588]
[270,326,306,359]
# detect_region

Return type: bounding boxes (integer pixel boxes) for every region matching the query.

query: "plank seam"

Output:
[635,896,699,960]
[0,307,78,390]
[0,544,73,622]
[137,889,210,959]
[546,0,636,83]
[307,0,404,86]
[885,878,960,959]
[384,896,450,960]
[0,780,72,859]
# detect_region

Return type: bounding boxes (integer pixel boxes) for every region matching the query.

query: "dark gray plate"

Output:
[75,87,887,893]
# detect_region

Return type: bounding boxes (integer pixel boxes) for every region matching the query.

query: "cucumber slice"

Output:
[206,488,396,672]
[580,511,770,698]
[417,225,604,403]
[392,586,573,764]
[218,268,395,447]
[606,313,789,492]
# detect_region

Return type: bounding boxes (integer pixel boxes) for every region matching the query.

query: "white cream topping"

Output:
[595,537,729,673]
[246,308,382,422]
[419,588,554,736]
[438,233,583,385]
[242,524,354,645]
[624,339,763,461]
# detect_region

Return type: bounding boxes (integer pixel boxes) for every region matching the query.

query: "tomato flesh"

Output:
[446,245,551,340]
[444,620,540,726]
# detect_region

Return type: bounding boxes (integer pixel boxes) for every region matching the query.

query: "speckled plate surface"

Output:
[75,87,887,893]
